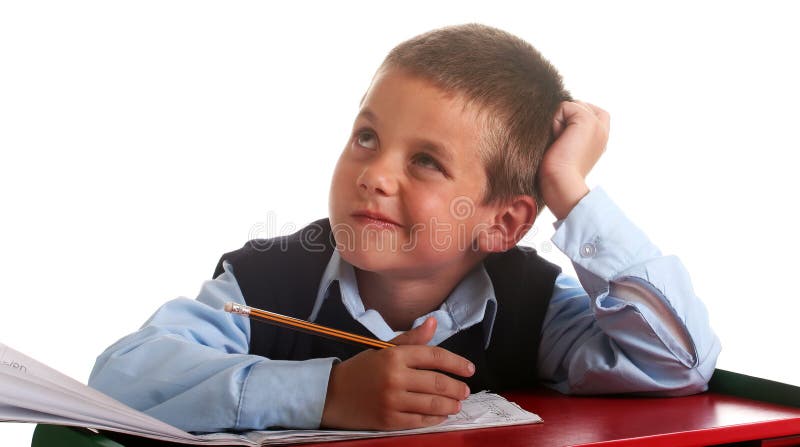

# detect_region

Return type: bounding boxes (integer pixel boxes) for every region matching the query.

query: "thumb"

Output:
[391,317,437,346]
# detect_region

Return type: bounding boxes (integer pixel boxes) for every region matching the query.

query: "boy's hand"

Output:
[538,101,610,220]
[320,317,474,430]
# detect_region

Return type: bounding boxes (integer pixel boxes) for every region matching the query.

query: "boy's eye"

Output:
[355,130,377,149]
[415,153,445,173]
[352,129,447,176]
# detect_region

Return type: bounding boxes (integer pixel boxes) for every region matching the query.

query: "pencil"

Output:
[224,302,396,350]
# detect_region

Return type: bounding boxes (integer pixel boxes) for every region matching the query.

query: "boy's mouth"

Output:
[351,210,403,228]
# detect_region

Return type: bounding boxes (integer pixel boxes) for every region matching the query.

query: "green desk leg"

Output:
[31,425,124,447]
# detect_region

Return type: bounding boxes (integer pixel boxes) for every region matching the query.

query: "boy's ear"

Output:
[475,195,537,253]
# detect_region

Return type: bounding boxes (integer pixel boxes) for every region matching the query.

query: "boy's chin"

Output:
[337,248,402,272]
[338,246,479,277]
[337,247,433,276]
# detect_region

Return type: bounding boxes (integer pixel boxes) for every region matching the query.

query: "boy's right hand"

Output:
[320,317,474,430]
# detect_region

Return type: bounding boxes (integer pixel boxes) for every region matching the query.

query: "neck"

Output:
[354,255,486,331]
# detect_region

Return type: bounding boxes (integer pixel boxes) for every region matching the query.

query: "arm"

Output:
[534,101,720,395]
[89,262,474,432]
[88,262,335,432]
[537,187,721,395]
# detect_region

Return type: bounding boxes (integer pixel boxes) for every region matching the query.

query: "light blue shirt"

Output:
[88,187,721,432]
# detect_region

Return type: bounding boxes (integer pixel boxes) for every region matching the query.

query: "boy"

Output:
[89,24,720,432]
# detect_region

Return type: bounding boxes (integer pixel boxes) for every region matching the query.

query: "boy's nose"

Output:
[357,160,399,197]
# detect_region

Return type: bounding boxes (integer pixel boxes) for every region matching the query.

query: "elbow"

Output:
[87,346,136,400]
[565,364,712,397]
[565,335,722,397]
[641,334,723,397]
[86,328,166,402]
[645,368,711,397]
[87,343,123,391]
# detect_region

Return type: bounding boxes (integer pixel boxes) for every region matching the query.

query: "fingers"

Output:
[576,101,610,130]
[406,369,471,401]
[399,345,475,378]
[554,101,610,131]
[378,393,461,430]
[382,412,449,431]
[397,391,463,417]
[391,316,437,346]
[551,100,610,157]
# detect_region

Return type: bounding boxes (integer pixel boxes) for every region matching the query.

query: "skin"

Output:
[322,67,609,430]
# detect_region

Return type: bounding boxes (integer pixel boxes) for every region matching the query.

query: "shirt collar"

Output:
[312,250,498,349]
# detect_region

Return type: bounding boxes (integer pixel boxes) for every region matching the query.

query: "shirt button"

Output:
[580,243,597,258]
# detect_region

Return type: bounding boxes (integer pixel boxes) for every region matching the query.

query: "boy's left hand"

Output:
[538,101,609,220]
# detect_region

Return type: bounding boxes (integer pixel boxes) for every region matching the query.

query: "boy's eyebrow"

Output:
[413,138,454,164]
[357,108,455,164]
[357,108,379,124]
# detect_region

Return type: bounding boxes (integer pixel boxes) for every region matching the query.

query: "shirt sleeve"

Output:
[87,262,336,432]
[537,187,722,396]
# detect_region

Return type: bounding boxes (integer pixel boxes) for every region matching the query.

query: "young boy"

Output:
[89,24,720,432]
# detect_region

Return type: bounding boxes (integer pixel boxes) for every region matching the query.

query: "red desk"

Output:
[32,370,800,447]
[300,371,800,447]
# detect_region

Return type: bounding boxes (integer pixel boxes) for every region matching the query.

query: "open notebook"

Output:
[0,342,542,445]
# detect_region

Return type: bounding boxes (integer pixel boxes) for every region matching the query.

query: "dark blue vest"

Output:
[213,218,561,391]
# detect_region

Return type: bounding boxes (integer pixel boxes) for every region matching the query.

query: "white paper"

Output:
[0,342,541,445]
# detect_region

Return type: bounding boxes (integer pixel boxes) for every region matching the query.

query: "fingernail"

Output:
[467,362,475,374]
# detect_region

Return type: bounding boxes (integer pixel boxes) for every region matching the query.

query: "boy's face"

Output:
[329,67,503,278]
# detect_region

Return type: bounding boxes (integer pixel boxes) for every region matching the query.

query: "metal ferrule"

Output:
[229,303,251,316]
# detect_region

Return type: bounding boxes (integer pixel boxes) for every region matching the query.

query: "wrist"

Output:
[320,363,341,428]
[539,174,589,220]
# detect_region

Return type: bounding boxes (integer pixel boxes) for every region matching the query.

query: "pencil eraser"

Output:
[223,302,234,312]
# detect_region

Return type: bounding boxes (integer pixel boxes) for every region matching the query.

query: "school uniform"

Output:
[214,216,560,392]
[89,187,721,432]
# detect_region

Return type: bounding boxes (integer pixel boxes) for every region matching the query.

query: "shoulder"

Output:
[484,244,562,280]
[212,218,334,279]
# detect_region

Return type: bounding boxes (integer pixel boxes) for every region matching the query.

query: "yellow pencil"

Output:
[224,302,396,350]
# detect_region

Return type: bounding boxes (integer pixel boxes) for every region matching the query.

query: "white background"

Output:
[1,1,799,444]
